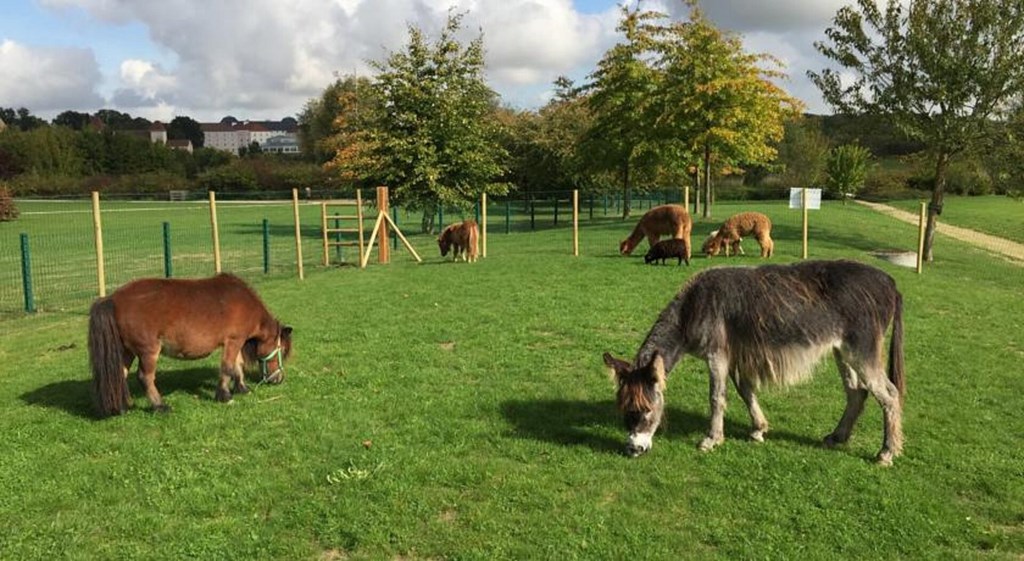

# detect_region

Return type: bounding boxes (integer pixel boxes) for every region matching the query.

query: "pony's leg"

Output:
[216,340,244,402]
[699,354,729,451]
[824,350,868,447]
[230,346,249,395]
[732,374,769,442]
[136,350,169,413]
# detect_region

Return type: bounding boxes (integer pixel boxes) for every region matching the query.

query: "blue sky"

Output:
[1,0,843,122]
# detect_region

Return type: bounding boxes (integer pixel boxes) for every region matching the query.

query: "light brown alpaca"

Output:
[437,220,480,263]
[619,204,692,261]
[703,211,773,258]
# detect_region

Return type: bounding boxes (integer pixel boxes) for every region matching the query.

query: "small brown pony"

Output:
[88,273,292,417]
[619,204,692,261]
[438,220,480,262]
[702,211,774,258]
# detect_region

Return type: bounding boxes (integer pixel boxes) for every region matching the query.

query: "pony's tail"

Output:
[88,297,130,418]
[888,291,906,405]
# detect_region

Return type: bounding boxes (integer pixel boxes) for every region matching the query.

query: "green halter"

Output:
[259,345,284,381]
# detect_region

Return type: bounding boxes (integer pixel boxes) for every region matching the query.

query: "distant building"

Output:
[263,135,300,154]
[200,120,299,155]
[149,121,168,144]
[167,139,193,153]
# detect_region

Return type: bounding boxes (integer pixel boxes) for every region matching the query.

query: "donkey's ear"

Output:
[649,352,667,390]
[603,352,631,382]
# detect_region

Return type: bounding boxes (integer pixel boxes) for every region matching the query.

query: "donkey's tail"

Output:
[888,290,906,405]
[88,297,130,418]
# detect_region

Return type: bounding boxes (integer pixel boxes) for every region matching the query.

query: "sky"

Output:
[0,0,849,123]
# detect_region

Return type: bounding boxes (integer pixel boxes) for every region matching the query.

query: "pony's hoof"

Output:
[153,404,172,414]
[233,385,250,395]
[215,389,232,403]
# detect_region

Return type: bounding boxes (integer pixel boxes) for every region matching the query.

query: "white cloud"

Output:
[26,0,847,119]
[0,40,104,112]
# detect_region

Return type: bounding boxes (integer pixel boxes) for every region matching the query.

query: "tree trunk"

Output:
[622,160,632,219]
[692,167,701,217]
[702,143,712,219]
[923,151,950,262]
[421,205,436,234]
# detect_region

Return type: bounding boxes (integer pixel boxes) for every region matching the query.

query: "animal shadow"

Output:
[501,398,728,455]
[20,366,225,419]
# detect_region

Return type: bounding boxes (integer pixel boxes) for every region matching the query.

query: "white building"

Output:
[200,120,298,155]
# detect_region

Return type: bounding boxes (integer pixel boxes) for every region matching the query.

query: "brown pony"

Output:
[437,220,480,263]
[703,211,774,258]
[88,273,293,417]
[619,204,692,261]
[604,260,905,465]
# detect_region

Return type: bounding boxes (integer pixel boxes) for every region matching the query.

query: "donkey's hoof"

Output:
[750,430,766,443]
[822,434,846,448]
[698,437,722,452]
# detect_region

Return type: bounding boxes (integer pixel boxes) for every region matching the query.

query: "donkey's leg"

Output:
[732,374,769,442]
[863,365,904,466]
[699,354,730,451]
[136,350,169,413]
[824,350,868,448]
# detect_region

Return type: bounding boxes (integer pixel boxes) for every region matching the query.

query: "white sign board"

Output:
[789,188,822,210]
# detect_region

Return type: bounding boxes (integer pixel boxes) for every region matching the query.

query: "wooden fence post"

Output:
[377,186,390,264]
[208,191,222,273]
[91,191,106,296]
[293,188,304,280]
[801,188,809,260]
[481,192,488,258]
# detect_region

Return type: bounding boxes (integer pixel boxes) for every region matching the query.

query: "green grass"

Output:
[1,201,1022,560]
[886,194,1024,244]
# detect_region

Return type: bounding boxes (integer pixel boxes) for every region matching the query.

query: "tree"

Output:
[810,0,1024,261]
[299,76,374,164]
[658,3,802,218]
[779,117,830,190]
[0,107,47,131]
[583,5,666,218]
[52,111,92,130]
[327,11,508,232]
[95,109,149,130]
[825,144,871,203]
[168,116,205,148]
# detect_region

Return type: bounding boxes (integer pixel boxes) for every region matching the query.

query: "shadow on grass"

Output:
[20,366,224,419]
[500,398,822,456]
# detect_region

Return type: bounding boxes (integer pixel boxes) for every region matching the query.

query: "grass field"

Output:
[1,201,1022,560]
[886,194,1024,244]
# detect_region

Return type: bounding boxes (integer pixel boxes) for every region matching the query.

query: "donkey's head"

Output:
[603,351,667,457]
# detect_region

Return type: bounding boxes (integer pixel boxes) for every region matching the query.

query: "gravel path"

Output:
[856,200,1024,265]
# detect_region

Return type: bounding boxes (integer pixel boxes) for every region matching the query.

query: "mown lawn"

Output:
[1,201,1021,560]
[886,194,1024,244]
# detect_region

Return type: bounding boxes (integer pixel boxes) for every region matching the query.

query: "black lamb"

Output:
[644,238,690,266]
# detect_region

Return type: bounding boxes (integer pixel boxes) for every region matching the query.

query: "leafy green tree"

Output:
[298,76,374,163]
[95,109,149,130]
[328,11,508,232]
[779,117,830,190]
[810,0,1024,260]
[0,107,47,131]
[583,5,666,218]
[168,116,204,148]
[658,2,802,218]
[825,144,871,203]
[53,111,92,130]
